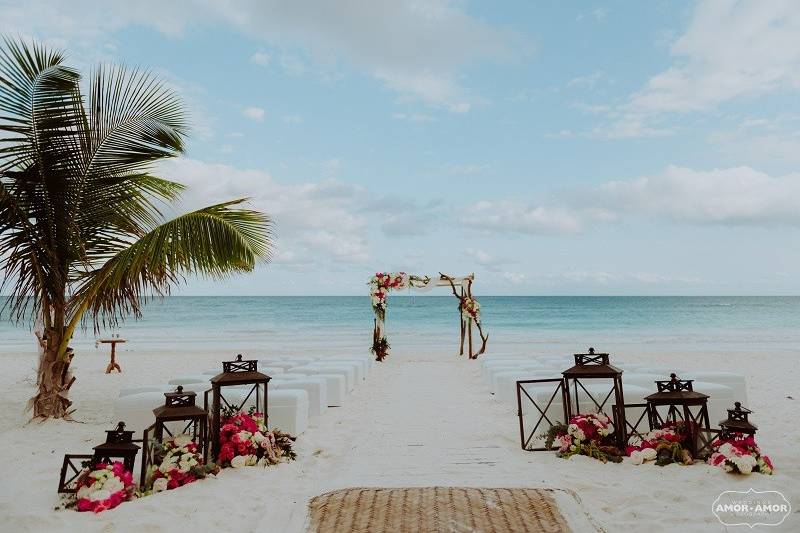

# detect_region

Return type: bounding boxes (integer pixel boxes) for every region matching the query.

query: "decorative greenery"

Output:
[0,38,272,418]
[370,336,390,362]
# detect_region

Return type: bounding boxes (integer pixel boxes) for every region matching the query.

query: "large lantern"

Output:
[562,347,626,449]
[92,421,140,472]
[719,402,758,440]
[207,354,271,460]
[645,373,713,458]
[141,386,209,484]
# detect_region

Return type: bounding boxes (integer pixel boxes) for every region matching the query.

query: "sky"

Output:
[2,0,800,295]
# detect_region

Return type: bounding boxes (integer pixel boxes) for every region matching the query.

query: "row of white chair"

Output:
[114,355,373,439]
[480,354,748,426]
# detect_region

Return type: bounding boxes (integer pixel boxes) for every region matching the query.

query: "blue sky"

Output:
[3,0,800,295]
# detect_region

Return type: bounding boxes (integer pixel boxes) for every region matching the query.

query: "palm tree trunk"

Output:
[29,307,75,419]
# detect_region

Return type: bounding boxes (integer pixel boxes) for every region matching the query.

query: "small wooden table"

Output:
[98,338,127,373]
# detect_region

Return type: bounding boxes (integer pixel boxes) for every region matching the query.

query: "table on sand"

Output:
[98,338,127,373]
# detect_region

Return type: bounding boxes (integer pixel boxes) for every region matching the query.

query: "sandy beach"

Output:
[0,342,797,532]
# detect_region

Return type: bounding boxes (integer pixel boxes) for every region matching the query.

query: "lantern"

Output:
[141,386,209,484]
[92,421,140,472]
[719,402,758,439]
[644,373,712,458]
[207,354,271,460]
[562,347,626,449]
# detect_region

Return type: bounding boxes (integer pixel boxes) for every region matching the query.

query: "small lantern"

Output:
[719,402,758,439]
[92,421,140,472]
[207,354,271,460]
[562,347,626,449]
[645,373,712,458]
[141,386,209,484]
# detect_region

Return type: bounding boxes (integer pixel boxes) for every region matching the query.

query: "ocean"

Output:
[1,296,798,359]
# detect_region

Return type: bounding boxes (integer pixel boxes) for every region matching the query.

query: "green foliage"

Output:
[0,37,273,347]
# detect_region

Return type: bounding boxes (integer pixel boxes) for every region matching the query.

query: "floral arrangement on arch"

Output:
[217,407,297,468]
[541,412,622,463]
[461,296,481,322]
[145,434,219,494]
[626,421,693,466]
[369,272,408,319]
[71,461,136,513]
[708,434,773,475]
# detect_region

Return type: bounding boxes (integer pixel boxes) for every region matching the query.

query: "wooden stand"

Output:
[98,338,127,373]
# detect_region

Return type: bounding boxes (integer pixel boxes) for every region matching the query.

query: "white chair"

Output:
[257,361,300,371]
[684,371,748,407]
[312,373,347,406]
[292,364,356,391]
[270,378,327,417]
[168,375,210,386]
[275,372,309,380]
[494,370,560,403]
[114,392,165,435]
[327,358,369,379]
[486,364,546,389]
[119,385,172,398]
[267,389,309,435]
[292,366,354,393]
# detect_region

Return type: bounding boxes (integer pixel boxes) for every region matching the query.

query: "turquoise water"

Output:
[1,296,799,357]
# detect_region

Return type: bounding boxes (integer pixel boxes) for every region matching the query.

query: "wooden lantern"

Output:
[206,354,271,461]
[644,373,712,458]
[719,402,758,439]
[141,386,209,484]
[562,347,626,449]
[92,421,140,472]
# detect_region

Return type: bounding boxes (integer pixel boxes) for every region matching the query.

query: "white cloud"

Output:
[566,71,605,90]
[250,50,271,66]
[576,1,800,137]
[462,201,608,235]
[392,112,436,123]
[242,106,265,121]
[282,115,303,124]
[446,164,486,175]
[594,165,800,225]
[158,158,370,267]
[2,0,527,113]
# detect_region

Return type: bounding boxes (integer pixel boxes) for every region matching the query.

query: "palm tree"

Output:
[0,38,273,419]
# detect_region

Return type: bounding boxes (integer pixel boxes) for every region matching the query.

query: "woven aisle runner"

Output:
[307,487,571,533]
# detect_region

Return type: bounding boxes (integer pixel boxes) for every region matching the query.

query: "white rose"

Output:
[76,486,91,500]
[230,455,247,468]
[237,430,252,442]
[153,478,168,493]
[90,489,111,502]
[245,454,258,466]
[642,448,657,461]
[630,451,644,465]
[252,432,265,444]
[103,477,123,494]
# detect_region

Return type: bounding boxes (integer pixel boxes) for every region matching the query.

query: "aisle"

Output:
[319,359,514,485]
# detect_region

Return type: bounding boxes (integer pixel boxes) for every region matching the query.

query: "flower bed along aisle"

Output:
[70,461,136,513]
[708,434,773,475]
[144,434,219,494]
[541,413,623,463]
[217,407,296,468]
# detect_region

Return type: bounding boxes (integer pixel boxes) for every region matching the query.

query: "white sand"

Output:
[0,344,797,532]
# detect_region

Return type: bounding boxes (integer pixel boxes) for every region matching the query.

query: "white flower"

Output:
[90,489,111,502]
[252,432,266,444]
[256,457,269,467]
[153,478,168,493]
[76,486,91,500]
[230,455,247,468]
[173,434,193,448]
[245,454,258,466]
[237,430,252,442]
[641,448,657,461]
[102,477,123,494]
[630,451,644,465]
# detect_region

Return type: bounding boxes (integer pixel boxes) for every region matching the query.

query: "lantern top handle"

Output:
[222,353,258,373]
[655,373,694,392]
[573,346,610,366]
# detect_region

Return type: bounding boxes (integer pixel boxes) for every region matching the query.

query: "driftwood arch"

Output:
[369,272,488,361]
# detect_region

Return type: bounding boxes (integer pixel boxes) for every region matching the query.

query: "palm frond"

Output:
[71,199,272,328]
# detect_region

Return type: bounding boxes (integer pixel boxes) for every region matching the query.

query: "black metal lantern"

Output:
[92,421,140,473]
[719,402,758,439]
[141,386,209,484]
[206,354,271,460]
[562,347,626,449]
[645,373,713,458]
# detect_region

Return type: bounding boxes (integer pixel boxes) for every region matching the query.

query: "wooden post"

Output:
[468,318,474,359]
[459,286,465,355]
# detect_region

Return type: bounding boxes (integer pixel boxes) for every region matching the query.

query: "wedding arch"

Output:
[368,272,489,361]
